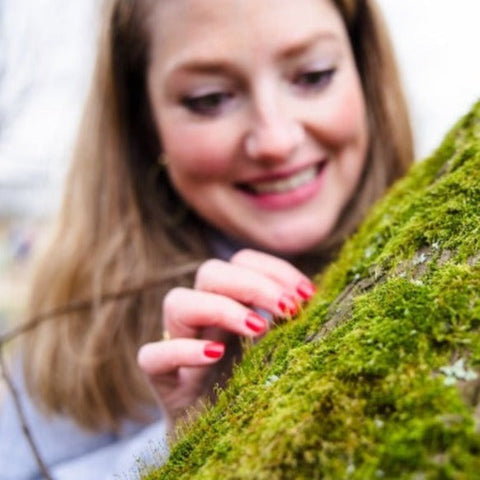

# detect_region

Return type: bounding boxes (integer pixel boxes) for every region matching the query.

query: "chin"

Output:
[259,233,330,256]
[259,221,334,256]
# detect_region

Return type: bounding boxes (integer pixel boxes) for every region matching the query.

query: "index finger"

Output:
[230,249,316,300]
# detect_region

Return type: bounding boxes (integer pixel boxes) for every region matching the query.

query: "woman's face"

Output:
[147,0,368,255]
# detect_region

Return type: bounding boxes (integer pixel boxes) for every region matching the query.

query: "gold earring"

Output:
[158,153,169,168]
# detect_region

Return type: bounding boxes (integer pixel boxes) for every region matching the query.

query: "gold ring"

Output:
[163,329,171,341]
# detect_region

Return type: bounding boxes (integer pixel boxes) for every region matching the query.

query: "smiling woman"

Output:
[147,0,369,254]
[0,1,413,478]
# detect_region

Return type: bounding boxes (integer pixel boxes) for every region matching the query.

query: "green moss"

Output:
[144,100,480,479]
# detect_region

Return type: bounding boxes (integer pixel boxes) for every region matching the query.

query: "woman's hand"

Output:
[137,249,316,424]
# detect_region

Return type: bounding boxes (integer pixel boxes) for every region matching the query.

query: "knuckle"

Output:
[162,287,186,317]
[230,248,256,264]
[194,258,223,288]
[243,286,264,306]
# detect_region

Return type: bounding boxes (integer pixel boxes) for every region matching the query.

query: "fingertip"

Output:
[136,342,153,369]
[296,279,317,301]
[245,311,268,334]
[278,293,299,316]
[203,342,225,359]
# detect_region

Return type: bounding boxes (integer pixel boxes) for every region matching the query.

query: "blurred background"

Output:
[1,0,480,333]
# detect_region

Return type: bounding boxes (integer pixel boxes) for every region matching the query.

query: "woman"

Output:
[0,0,413,478]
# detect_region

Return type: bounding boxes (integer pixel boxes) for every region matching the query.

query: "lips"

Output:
[237,161,326,195]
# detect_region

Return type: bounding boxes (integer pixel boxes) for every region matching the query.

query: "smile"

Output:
[238,162,325,195]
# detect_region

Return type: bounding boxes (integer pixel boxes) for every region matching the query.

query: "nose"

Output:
[245,104,305,162]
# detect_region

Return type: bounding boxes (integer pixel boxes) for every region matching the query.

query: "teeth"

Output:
[248,166,317,194]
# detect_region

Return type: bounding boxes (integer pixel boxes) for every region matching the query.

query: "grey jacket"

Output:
[0,368,168,480]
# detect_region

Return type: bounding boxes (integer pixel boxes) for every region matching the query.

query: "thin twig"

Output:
[0,346,53,479]
[0,261,201,345]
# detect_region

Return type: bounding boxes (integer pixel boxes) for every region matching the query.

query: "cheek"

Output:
[328,85,368,149]
[160,123,237,179]
[319,78,369,192]
[308,67,368,153]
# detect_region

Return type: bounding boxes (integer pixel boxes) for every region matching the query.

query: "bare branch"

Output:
[0,261,201,345]
[0,346,54,479]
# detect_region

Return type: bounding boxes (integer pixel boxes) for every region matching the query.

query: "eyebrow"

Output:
[171,60,237,76]
[277,32,339,60]
[168,32,340,77]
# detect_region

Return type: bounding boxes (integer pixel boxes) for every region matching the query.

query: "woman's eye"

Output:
[182,92,234,116]
[295,68,335,91]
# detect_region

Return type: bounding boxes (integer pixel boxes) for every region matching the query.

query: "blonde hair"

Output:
[322,0,413,251]
[23,0,413,432]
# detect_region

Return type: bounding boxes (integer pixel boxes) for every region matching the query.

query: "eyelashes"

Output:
[181,92,235,116]
[294,68,336,91]
[180,68,336,117]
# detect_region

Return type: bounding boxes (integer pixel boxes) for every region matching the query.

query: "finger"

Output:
[137,338,225,377]
[231,249,317,301]
[163,287,269,339]
[194,259,300,317]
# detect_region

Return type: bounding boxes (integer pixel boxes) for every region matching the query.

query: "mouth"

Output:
[237,161,326,195]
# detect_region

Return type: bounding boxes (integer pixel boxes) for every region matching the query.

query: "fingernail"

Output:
[278,294,298,316]
[296,280,316,300]
[204,342,225,359]
[245,312,267,333]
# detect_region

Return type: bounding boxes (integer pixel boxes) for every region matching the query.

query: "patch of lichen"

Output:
[144,100,480,479]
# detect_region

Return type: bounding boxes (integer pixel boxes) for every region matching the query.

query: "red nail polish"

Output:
[245,312,267,333]
[296,280,316,300]
[204,342,225,359]
[278,294,298,316]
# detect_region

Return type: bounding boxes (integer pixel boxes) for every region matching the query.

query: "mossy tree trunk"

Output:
[146,101,480,479]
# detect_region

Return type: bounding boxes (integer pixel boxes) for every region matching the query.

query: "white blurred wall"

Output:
[378,0,480,160]
[1,0,480,217]
[0,0,99,217]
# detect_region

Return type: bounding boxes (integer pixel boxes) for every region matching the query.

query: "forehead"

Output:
[147,0,347,71]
